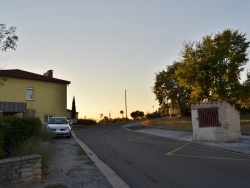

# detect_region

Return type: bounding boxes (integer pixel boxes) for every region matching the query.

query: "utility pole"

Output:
[125,89,128,119]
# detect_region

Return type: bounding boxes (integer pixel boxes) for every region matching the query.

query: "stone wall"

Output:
[191,101,241,142]
[0,154,42,185]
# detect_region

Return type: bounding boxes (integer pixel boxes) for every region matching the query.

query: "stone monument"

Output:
[191,101,241,142]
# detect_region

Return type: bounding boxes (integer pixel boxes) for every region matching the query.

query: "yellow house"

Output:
[0,69,70,123]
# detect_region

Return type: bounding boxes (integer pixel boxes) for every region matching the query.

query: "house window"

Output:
[26,88,34,100]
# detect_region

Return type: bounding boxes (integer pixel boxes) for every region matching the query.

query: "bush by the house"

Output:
[0,121,6,159]
[11,136,54,170]
[0,117,42,157]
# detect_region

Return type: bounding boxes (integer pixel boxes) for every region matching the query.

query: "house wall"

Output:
[66,110,79,119]
[0,77,68,122]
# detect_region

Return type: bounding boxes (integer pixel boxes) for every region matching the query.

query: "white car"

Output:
[69,118,77,125]
[47,117,71,139]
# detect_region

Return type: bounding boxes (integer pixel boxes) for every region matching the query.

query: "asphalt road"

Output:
[75,122,250,188]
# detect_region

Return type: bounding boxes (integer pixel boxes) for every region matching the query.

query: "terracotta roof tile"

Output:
[0,69,70,84]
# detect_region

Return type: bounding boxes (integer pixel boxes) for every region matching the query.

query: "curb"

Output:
[122,122,250,156]
[72,131,130,188]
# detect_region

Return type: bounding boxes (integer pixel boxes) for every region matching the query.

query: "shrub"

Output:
[10,137,54,169]
[110,118,121,123]
[77,118,96,125]
[130,110,144,120]
[38,125,55,142]
[146,112,161,119]
[0,117,55,171]
[0,120,6,159]
[1,117,42,157]
[111,118,130,123]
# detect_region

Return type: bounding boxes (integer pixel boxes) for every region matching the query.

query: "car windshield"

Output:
[48,118,68,124]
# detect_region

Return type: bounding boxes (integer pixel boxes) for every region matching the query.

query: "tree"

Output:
[130,110,144,120]
[71,96,76,118]
[120,110,124,118]
[0,24,18,52]
[153,62,191,116]
[175,29,250,105]
[103,116,109,123]
[0,24,18,85]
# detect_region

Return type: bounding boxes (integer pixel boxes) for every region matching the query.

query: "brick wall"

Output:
[191,101,241,142]
[0,154,42,186]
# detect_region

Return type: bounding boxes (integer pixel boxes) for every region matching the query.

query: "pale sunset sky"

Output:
[1,0,249,120]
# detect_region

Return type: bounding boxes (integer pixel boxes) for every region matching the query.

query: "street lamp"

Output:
[152,105,154,112]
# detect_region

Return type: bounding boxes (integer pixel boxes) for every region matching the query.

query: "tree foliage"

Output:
[0,24,18,51]
[120,110,124,118]
[130,110,144,120]
[71,96,76,118]
[176,29,250,104]
[153,62,191,115]
[153,29,250,112]
[0,24,18,85]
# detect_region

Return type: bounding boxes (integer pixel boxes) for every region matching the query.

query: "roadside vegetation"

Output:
[77,118,96,125]
[239,114,250,135]
[0,117,54,171]
[142,114,250,135]
[10,125,55,170]
[71,118,97,131]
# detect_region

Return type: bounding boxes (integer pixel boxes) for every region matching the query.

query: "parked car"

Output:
[47,117,71,139]
[69,118,77,125]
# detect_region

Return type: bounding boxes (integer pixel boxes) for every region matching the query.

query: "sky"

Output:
[1,0,250,120]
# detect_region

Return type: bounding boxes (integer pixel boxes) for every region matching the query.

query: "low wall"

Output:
[0,154,42,185]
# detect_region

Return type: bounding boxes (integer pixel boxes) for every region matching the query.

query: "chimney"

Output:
[44,70,53,78]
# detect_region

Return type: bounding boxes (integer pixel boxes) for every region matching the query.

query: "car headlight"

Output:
[65,127,71,131]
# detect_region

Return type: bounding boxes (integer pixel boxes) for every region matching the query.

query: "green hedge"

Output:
[77,118,96,125]
[0,117,42,158]
[146,112,162,119]
[0,123,5,158]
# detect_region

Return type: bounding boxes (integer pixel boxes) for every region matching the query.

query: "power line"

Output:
[68,88,124,94]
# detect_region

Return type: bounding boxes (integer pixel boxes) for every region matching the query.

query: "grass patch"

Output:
[142,117,192,131]
[70,125,87,131]
[10,137,54,169]
[143,114,250,135]
[10,126,55,171]
[39,126,55,142]
[240,114,250,135]
[77,148,86,156]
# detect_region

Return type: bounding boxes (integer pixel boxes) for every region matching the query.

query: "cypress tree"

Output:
[71,96,76,118]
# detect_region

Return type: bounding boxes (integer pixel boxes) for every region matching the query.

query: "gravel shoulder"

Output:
[125,124,250,155]
[22,136,112,188]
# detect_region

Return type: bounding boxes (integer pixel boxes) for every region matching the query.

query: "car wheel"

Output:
[66,134,71,139]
